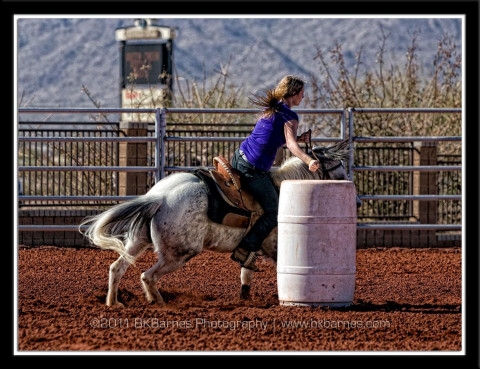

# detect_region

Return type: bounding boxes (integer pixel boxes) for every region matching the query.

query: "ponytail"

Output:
[249,75,305,117]
[248,88,283,117]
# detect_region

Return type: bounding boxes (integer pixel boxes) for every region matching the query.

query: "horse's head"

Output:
[273,140,362,208]
[309,140,349,180]
[309,140,362,208]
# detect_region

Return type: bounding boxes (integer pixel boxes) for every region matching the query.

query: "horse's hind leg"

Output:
[140,246,199,305]
[140,257,181,305]
[141,190,206,305]
[106,237,150,307]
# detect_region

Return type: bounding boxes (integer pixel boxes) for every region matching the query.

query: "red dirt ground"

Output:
[16,246,462,352]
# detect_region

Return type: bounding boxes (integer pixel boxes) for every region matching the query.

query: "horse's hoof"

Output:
[145,294,166,306]
[148,300,166,307]
[106,301,125,307]
[240,284,251,300]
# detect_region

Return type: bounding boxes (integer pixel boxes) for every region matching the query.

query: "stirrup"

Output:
[231,247,259,272]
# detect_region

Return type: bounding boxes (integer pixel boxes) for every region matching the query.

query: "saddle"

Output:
[193,156,263,231]
[210,156,260,213]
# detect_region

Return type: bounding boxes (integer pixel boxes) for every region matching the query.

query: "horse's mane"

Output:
[271,139,350,187]
[312,139,350,161]
[271,156,319,186]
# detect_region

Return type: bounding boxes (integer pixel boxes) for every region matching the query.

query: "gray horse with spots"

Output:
[80,142,359,306]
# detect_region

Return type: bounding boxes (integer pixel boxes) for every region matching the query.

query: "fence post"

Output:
[118,121,148,195]
[347,108,354,181]
[155,108,161,183]
[160,108,167,179]
[414,141,438,247]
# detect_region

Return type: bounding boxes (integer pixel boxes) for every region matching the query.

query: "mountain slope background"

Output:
[16,16,462,117]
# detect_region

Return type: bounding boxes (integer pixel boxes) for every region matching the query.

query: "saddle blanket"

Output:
[192,169,251,228]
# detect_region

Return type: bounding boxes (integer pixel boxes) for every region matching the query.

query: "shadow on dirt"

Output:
[329,299,461,314]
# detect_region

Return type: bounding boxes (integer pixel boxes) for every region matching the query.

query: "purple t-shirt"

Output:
[240,102,299,170]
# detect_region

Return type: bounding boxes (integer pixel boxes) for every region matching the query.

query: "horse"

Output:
[80,141,360,306]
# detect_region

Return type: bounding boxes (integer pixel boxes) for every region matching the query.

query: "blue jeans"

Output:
[231,149,279,252]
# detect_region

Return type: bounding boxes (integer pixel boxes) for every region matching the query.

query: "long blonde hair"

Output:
[249,75,305,117]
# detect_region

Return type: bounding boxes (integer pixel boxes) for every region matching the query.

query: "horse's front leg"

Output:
[240,267,254,299]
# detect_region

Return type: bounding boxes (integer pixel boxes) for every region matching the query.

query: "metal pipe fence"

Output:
[18,123,122,206]
[348,107,462,231]
[18,107,462,233]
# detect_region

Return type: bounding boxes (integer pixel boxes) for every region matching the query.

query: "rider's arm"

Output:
[284,120,320,172]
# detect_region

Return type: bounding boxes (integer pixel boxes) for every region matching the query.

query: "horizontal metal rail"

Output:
[358,195,462,201]
[357,223,461,231]
[164,166,213,172]
[18,108,158,114]
[18,166,157,172]
[19,107,345,115]
[354,165,461,172]
[19,225,89,232]
[165,136,344,143]
[163,165,314,173]
[164,108,345,115]
[166,136,245,142]
[18,136,156,143]
[18,223,461,232]
[166,108,261,114]
[19,196,138,202]
[354,136,461,143]
[350,108,461,114]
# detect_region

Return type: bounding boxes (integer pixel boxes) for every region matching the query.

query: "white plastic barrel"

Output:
[277,180,357,307]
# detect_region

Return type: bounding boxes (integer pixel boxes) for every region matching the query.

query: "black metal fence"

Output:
[354,143,416,221]
[18,120,461,227]
[18,122,121,206]
[437,153,462,226]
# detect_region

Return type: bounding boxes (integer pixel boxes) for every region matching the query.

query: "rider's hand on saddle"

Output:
[308,159,320,172]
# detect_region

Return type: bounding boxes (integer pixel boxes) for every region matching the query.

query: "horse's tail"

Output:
[79,195,163,264]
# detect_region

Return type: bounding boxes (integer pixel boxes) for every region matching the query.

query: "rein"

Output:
[305,129,326,179]
[306,129,321,164]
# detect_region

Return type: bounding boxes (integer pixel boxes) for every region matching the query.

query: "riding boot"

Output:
[231,243,259,272]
